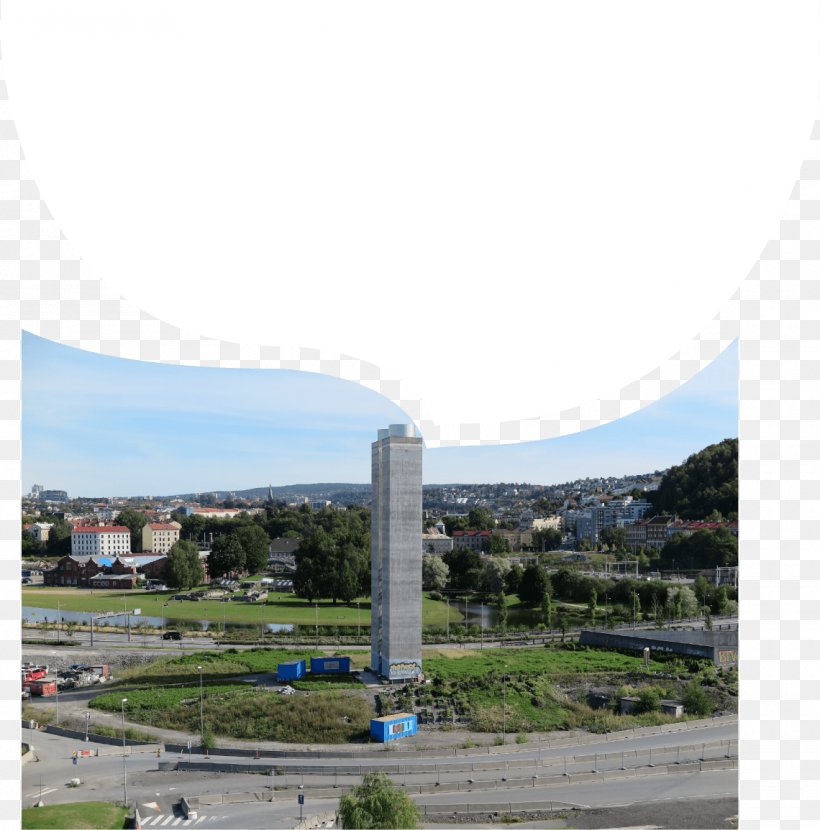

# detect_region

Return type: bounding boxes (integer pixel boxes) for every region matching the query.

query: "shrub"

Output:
[634,687,661,714]
[682,679,713,717]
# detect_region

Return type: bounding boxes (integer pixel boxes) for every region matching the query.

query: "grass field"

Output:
[92,682,372,743]
[421,645,666,678]
[22,587,459,627]
[22,802,128,830]
[115,647,370,686]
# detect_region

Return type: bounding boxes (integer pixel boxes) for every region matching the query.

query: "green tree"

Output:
[22,531,45,557]
[531,528,562,552]
[483,533,511,555]
[207,534,246,578]
[660,528,738,570]
[587,588,598,624]
[481,557,511,594]
[600,527,626,552]
[650,438,738,519]
[422,555,449,592]
[518,564,549,606]
[496,591,508,631]
[442,548,483,592]
[338,772,420,829]
[234,525,269,574]
[505,564,523,595]
[467,507,495,531]
[45,518,72,557]
[117,508,149,552]
[166,539,204,589]
[541,591,553,630]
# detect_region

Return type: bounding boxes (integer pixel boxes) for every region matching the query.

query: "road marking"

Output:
[171,819,183,826]
[25,787,57,798]
[194,818,204,825]
[160,816,175,826]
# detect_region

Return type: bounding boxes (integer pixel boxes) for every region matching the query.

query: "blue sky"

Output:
[22,333,737,496]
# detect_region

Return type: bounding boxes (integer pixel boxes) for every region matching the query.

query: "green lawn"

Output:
[22,802,128,830]
[114,647,370,686]
[22,587,459,627]
[421,645,666,679]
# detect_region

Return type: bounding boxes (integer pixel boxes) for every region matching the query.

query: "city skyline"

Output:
[22,333,738,496]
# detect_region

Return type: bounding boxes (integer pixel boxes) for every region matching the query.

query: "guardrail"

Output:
[173,742,737,789]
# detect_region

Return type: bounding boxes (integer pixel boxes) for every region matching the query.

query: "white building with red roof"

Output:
[70,525,131,556]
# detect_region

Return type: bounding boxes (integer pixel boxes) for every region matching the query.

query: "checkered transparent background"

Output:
[0,47,816,830]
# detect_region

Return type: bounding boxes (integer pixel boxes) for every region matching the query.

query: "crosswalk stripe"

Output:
[194,818,204,825]
[160,817,175,826]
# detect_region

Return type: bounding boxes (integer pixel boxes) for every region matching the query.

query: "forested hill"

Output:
[648,438,738,519]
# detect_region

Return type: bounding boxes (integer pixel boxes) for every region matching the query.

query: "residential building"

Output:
[71,526,131,557]
[451,530,492,551]
[371,424,423,681]
[141,521,181,554]
[26,523,53,543]
[421,527,453,556]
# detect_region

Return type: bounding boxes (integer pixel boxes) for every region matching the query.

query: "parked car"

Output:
[162,631,182,641]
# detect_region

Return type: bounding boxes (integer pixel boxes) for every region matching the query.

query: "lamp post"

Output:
[480,602,484,650]
[120,698,128,807]
[84,711,91,742]
[197,666,204,748]
[51,650,59,725]
[502,667,508,745]
[446,598,450,643]
[314,603,319,647]
[56,602,61,645]
[161,602,170,646]
[356,602,360,641]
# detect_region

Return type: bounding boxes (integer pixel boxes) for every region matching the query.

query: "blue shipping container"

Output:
[277,660,306,681]
[310,656,351,674]
[370,713,418,743]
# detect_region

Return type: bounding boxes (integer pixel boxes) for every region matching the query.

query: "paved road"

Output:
[23,729,736,830]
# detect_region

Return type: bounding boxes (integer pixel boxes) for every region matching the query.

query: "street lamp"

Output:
[446,598,450,643]
[356,601,361,641]
[314,603,319,647]
[197,666,205,748]
[84,711,91,742]
[161,602,170,645]
[51,650,59,725]
[502,667,508,745]
[120,698,128,807]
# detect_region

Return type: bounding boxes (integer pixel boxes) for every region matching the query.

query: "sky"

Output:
[22,333,738,496]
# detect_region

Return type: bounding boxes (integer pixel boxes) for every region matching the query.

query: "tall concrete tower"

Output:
[371,423,423,680]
